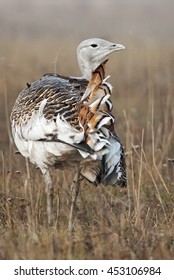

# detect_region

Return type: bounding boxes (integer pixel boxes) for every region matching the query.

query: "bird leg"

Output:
[68,168,81,235]
[41,167,54,225]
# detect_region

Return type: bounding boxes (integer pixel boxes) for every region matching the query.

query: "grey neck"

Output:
[78,60,93,81]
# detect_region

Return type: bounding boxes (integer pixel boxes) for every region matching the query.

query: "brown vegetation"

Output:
[0,0,174,259]
[0,38,173,260]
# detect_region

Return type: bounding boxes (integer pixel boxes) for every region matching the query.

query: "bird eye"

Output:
[91,44,98,48]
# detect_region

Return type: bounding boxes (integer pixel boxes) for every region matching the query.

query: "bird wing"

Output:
[11,74,89,146]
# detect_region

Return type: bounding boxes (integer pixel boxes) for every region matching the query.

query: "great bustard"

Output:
[11,38,127,229]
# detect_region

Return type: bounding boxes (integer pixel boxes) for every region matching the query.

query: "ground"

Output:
[0,37,173,259]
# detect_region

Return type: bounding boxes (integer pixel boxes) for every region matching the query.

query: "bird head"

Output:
[77,38,125,80]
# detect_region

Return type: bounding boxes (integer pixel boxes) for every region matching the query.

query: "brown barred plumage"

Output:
[79,61,127,186]
[12,75,87,131]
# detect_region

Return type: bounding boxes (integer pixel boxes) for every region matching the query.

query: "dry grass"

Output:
[0,38,174,260]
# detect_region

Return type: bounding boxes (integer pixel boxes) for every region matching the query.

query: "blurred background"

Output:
[0,0,174,259]
[0,0,174,42]
[0,0,174,149]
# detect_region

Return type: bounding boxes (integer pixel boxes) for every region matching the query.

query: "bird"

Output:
[10,38,127,229]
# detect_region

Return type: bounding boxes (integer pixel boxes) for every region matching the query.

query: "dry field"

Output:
[0,37,173,260]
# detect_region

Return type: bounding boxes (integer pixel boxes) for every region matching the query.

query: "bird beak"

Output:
[110,43,126,52]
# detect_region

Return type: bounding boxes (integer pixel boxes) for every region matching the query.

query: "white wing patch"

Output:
[56,114,84,144]
[14,98,84,144]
